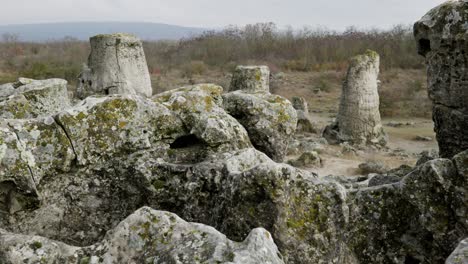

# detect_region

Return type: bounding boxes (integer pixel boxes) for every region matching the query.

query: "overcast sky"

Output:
[0,0,446,29]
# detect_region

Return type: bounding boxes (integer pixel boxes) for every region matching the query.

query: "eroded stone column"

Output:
[229,66,270,93]
[323,50,386,146]
[414,0,468,158]
[77,33,152,99]
[292,96,316,134]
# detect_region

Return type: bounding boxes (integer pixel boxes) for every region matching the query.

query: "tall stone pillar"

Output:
[77,33,152,99]
[414,0,468,158]
[323,50,386,146]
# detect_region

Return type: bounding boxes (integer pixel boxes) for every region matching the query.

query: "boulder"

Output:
[0,78,70,119]
[358,160,388,175]
[229,65,270,93]
[77,33,153,99]
[346,155,467,263]
[323,50,387,146]
[223,91,297,162]
[0,207,285,264]
[414,0,468,158]
[154,84,252,156]
[288,151,322,168]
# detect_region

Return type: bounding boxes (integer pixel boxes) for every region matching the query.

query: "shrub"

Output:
[181,61,207,78]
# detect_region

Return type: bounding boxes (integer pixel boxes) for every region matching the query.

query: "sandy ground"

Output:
[291,113,437,177]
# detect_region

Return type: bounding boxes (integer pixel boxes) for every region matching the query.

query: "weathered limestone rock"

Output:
[292,96,317,134]
[288,151,322,168]
[323,50,386,146]
[0,117,76,214]
[414,0,468,158]
[229,66,270,93]
[0,78,70,119]
[55,94,185,166]
[77,33,152,99]
[223,91,297,162]
[154,84,252,156]
[124,148,353,264]
[446,238,468,264]
[0,207,284,264]
[347,152,468,263]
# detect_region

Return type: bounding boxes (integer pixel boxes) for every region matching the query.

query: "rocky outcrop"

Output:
[77,33,153,99]
[223,91,297,162]
[0,78,70,119]
[229,66,270,93]
[323,50,386,146]
[292,97,317,134]
[0,79,467,264]
[1,17,467,263]
[223,65,297,162]
[414,0,468,158]
[0,207,284,264]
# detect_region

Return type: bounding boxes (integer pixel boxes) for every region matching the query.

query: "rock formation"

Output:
[414,0,468,158]
[223,65,297,162]
[0,78,70,119]
[1,10,468,263]
[229,65,270,93]
[292,96,317,134]
[323,50,386,146]
[77,33,152,99]
[0,207,284,264]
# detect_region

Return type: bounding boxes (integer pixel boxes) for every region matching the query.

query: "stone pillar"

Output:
[77,33,152,99]
[414,0,468,158]
[323,50,386,146]
[229,66,270,93]
[292,96,316,134]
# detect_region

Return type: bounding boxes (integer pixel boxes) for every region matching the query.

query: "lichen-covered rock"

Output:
[0,117,76,214]
[446,238,468,264]
[346,155,468,263]
[414,0,468,158]
[229,65,270,93]
[0,125,38,211]
[223,91,297,162]
[323,50,387,146]
[0,78,70,119]
[77,33,152,99]
[55,94,185,166]
[124,148,353,264]
[0,207,285,264]
[154,84,252,155]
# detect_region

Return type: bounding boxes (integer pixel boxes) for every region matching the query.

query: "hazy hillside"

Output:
[0,22,206,42]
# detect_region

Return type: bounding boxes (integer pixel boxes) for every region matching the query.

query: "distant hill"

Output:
[0,22,207,42]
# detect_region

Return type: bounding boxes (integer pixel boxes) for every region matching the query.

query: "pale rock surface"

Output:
[323,50,386,146]
[0,207,284,264]
[446,238,468,264]
[223,91,297,162]
[77,33,152,99]
[0,78,70,119]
